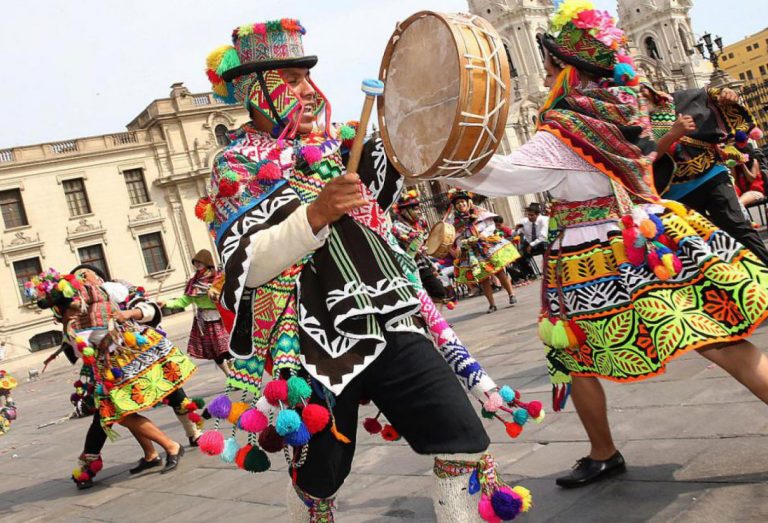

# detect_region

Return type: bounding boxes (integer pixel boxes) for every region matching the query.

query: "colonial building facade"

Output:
[0,83,248,359]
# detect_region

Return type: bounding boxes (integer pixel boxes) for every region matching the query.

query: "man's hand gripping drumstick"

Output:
[307,79,385,234]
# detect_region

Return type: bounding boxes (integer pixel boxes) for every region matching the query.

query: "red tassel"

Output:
[568,319,588,346]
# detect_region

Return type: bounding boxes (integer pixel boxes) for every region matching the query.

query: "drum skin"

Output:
[378,11,511,181]
[426,222,456,258]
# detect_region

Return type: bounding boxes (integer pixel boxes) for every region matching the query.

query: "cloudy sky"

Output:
[0,0,761,147]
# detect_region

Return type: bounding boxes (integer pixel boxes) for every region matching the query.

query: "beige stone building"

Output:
[0,83,248,359]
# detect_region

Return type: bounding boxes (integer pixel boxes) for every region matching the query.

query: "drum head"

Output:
[379,13,459,177]
[425,222,455,256]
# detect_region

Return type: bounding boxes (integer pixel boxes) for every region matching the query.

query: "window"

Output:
[139,232,169,274]
[13,257,42,303]
[755,42,760,49]
[729,52,735,59]
[62,178,91,217]
[29,330,62,352]
[77,244,110,280]
[0,189,28,229]
[645,36,662,60]
[214,124,231,147]
[761,65,766,76]
[747,45,752,52]
[747,70,754,80]
[739,72,746,80]
[123,168,150,205]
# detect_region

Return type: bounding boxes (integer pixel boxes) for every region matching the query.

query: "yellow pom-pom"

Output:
[533,410,546,424]
[512,486,533,512]
[203,206,215,224]
[227,401,249,425]
[123,331,137,348]
[206,45,233,71]
[661,199,688,218]
[57,280,68,291]
[661,253,676,275]
[104,369,115,382]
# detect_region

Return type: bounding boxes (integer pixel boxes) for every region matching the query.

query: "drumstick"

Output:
[346,79,385,175]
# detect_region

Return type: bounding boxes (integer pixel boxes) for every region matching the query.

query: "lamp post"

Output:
[697,31,737,88]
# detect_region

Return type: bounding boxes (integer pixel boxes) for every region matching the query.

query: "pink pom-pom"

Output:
[478,494,501,522]
[301,146,322,165]
[267,148,282,161]
[620,215,634,229]
[198,430,225,456]
[257,161,283,182]
[672,255,683,273]
[750,127,764,140]
[526,401,543,418]
[617,53,635,66]
[263,379,288,406]
[239,408,269,433]
[483,392,504,413]
[647,250,660,269]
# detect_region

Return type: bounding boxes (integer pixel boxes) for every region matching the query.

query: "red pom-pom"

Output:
[363,417,383,434]
[198,430,225,456]
[505,422,523,438]
[620,215,634,229]
[186,401,197,412]
[258,425,285,453]
[568,319,588,346]
[217,177,240,198]
[74,380,84,388]
[750,127,764,141]
[239,408,269,433]
[235,444,253,469]
[446,301,456,310]
[657,234,677,251]
[526,401,543,419]
[301,404,330,434]
[257,162,283,182]
[206,69,223,85]
[89,458,103,474]
[301,146,322,165]
[76,471,91,482]
[647,250,661,269]
[188,411,202,424]
[267,148,281,161]
[263,379,288,406]
[380,424,400,441]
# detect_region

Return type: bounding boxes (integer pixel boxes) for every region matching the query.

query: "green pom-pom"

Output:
[551,320,570,350]
[726,159,737,168]
[216,48,241,76]
[266,20,282,32]
[82,347,95,358]
[339,125,356,141]
[243,446,271,473]
[538,318,554,345]
[287,376,312,407]
[192,397,206,409]
[481,408,496,419]
[222,171,239,182]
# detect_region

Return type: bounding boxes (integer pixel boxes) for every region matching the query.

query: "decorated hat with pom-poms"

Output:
[538,0,634,83]
[206,19,316,104]
[447,188,473,204]
[392,189,421,213]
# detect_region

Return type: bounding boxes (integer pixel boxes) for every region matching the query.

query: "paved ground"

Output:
[1,282,768,522]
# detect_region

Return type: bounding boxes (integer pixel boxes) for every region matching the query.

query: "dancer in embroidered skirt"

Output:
[192,18,537,522]
[453,0,768,489]
[163,250,231,376]
[447,189,520,313]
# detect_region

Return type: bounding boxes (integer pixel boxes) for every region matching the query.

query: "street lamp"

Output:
[697,31,723,71]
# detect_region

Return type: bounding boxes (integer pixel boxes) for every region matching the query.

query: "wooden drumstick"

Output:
[346,79,384,174]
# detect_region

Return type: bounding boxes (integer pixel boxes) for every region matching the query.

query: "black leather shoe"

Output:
[555,451,626,488]
[129,456,162,475]
[188,435,200,447]
[75,478,94,490]
[161,445,185,474]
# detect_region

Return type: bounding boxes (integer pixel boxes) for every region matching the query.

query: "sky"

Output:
[0,0,763,148]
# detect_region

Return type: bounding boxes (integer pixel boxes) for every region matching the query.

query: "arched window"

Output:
[503,43,518,78]
[678,26,691,55]
[645,36,662,60]
[214,124,230,146]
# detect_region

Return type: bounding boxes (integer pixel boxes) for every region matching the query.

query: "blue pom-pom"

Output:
[95,384,104,395]
[491,489,523,520]
[735,130,748,143]
[111,367,123,379]
[282,422,311,447]
[513,409,530,426]
[613,63,636,86]
[134,333,149,346]
[207,395,232,419]
[499,386,516,404]
[468,469,481,495]
[220,437,239,463]
[655,244,672,257]
[275,409,301,436]
[648,214,665,238]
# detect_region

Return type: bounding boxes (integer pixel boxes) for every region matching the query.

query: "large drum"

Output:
[377,11,511,180]
[425,222,456,258]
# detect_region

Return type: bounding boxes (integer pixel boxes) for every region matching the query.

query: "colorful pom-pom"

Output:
[301,404,330,434]
[207,395,232,419]
[478,494,499,522]
[198,430,225,456]
[255,395,274,415]
[513,409,529,426]
[613,63,637,87]
[123,331,137,347]
[654,264,672,280]
[483,392,504,413]
[188,411,202,424]
[639,219,657,239]
[735,130,749,144]
[491,487,523,521]
[538,317,554,344]
[256,161,283,182]
[263,379,288,406]
[568,319,588,346]
[468,469,481,495]
[243,446,271,473]
[301,146,323,165]
[749,127,764,140]
[620,215,634,229]
[499,385,516,404]
[234,444,252,470]
[339,125,356,141]
[287,376,312,407]
[526,401,543,419]
[363,417,383,434]
[227,402,249,425]
[505,422,523,438]
[216,47,242,76]
[550,320,570,350]
[238,408,269,433]
[512,486,533,512]
[446,301,457,310]
[258,425,284,453]
[381,424,400,441]
[220,437,240,463]
[283,422,311,447]
[275,409,301,436]
[648,214,664,237]
[217,177,240,198]
[89,458,103,474]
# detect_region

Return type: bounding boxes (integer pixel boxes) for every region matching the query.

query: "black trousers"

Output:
[680,173,768,265]
[82,387,189,455]
[294,331,490,498]
[518,242,547,278]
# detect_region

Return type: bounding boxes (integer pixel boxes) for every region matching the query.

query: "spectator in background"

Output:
[518,203,549,279]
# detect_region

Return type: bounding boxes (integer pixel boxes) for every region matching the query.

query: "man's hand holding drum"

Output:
[306,173,367,234]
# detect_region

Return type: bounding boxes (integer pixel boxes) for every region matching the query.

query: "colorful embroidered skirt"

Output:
[544,203,768,387]
[455,236,520,284]
[187,316,230,360]
[96,328,196,429]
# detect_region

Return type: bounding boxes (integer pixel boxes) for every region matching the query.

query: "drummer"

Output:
[446,189,520,313]
[197,18,531,522]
